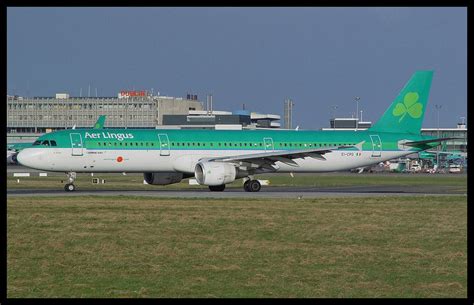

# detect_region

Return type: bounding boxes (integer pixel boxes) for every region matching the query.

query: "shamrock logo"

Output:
[392,92,423,122]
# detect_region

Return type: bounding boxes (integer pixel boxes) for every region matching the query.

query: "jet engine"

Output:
[143,172,183,185]
[194,161,237,186]
[7,151,18,165]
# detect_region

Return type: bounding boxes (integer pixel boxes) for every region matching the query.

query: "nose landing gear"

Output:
[64,172,77,192]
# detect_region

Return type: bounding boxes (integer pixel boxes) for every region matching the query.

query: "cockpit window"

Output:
[50,140,57,146]
[33,140,41,146]
[42,140,50,146]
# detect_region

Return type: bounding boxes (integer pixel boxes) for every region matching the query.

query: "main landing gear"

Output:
[207,179,262,192]
[64,172,77,192]
[244,179,261,192]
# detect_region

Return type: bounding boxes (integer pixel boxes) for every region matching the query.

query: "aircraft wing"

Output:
[204,145,353,169]
[405,137,464,147]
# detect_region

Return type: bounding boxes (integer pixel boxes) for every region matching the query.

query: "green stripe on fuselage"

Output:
[32,128,438,152]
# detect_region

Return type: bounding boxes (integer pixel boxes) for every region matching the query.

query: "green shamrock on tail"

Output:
[392,92,422,122]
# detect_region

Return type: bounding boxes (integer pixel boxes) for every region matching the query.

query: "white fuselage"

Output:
[18,146,411,173]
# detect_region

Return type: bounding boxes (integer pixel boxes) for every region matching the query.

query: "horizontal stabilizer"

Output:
[405,137,463,147]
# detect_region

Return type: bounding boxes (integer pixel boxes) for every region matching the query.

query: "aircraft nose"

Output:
[17,148,44,169]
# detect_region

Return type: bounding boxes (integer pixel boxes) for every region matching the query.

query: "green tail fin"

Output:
[93,115,106,129]
[369,71,433,134]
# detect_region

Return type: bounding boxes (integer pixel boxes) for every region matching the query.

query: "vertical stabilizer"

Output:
[369,71,433,134]
[93,115,106,129]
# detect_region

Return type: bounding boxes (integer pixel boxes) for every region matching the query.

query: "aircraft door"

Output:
[370,135,382,157]
[70,133,84,156]
[263,137,274,152]
[158,134,170,156]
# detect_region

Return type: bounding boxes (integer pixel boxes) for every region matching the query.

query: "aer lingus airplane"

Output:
[17,71,456,192]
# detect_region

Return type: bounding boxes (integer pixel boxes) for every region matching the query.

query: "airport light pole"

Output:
[435,104,442,168]
[355,97,360,130]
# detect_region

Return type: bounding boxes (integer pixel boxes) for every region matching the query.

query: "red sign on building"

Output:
[119,90,147,97]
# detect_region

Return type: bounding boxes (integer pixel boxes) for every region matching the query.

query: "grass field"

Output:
[7,172,467,193]
[7,195,466,298]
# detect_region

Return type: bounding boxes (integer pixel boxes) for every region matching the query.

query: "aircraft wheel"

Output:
[248,180,261,192]
[244,180,251,192]
[64,183,76,192]
[209,184,226,192]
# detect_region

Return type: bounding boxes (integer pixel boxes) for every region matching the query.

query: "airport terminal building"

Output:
[7,92,203,133]
[7,92,281,143]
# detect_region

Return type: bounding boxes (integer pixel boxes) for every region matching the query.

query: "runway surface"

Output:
[7,185,465,198]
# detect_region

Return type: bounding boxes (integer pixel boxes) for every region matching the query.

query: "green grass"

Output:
[7,172,467,193]
[7,196,466,298]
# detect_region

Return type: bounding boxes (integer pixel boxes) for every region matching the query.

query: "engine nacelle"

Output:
[195,161,237,186]
[143,172,183,185]
[7,151,18,165]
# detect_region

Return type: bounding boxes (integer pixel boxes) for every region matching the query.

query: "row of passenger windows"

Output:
[97,142,155,147]
[94,142,356,148]
[33,140,57,146]
[30,140,356,148]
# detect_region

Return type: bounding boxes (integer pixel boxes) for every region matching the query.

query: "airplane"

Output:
[7,116,107,165]
[17,71,459,192]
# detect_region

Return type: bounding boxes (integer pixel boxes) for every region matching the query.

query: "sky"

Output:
[7,7,467,129]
